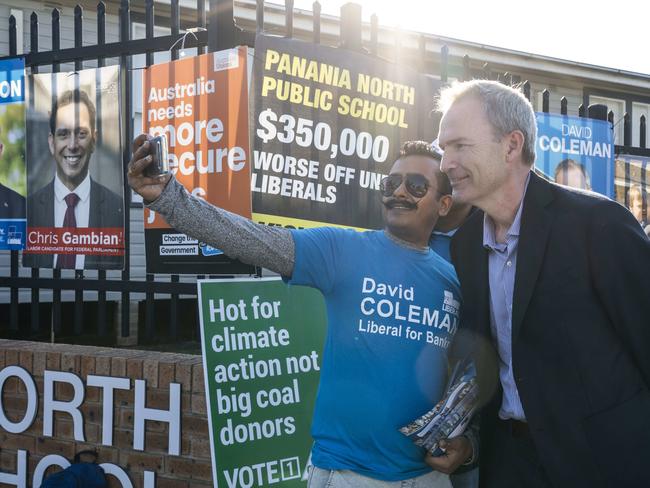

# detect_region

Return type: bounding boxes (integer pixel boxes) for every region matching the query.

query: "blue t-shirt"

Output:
[288,228,461,481]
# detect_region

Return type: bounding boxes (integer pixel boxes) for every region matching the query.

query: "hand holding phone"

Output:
[144,134,170,177]
[128,134,172,204]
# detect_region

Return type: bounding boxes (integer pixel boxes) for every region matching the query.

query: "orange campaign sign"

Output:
[142,47,253,273]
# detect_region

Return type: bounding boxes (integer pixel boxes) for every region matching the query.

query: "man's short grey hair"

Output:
[436,80,537,166]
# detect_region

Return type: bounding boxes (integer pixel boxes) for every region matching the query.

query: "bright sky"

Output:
[272,0,649,76]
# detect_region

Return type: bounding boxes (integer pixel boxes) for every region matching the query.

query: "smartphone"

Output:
[144,135,170,177]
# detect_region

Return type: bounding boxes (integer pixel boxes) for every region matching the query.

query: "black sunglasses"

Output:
[380,173,430,198]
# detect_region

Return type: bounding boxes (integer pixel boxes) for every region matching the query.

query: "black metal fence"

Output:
[0,0,648,347]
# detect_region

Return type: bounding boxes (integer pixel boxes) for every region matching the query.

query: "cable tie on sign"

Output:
[169,27,206,58]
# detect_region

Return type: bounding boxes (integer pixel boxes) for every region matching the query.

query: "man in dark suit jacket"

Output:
[24,89,124,269]
[0,182,25,219]
[436,80,650,488]
[0,135,26,219]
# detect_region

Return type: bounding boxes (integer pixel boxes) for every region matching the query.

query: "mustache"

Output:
[383,198,417,210]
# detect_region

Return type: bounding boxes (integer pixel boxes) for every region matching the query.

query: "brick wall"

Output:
[0,339,213,488]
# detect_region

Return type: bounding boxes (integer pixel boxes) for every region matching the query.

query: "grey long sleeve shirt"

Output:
[147,177,295,277]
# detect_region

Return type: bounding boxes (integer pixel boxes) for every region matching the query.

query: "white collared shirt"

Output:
[54,173,90,269]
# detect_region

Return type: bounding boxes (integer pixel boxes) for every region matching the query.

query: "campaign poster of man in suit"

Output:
[614,154,650,237]
[0,57,26,250]
[24,66,124,270]
[535,112,613,198]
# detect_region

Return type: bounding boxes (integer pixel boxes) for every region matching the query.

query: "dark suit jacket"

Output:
[450,172,650,488]
[0,183,25,219]
[24,178,125,269]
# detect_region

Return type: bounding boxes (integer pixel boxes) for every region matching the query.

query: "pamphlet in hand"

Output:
[399,359,478,456]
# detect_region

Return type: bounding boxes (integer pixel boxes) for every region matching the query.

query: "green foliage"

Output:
[0,103,26,196]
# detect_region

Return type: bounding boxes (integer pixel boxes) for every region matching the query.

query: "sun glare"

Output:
[268,0,648,75]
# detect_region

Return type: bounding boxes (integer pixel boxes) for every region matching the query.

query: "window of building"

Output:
[632,102,650,148]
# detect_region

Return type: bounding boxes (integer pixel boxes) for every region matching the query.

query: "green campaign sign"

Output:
[198,277,326,487]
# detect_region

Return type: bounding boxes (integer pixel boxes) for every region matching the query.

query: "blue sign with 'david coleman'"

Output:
[0,58,24,104]
[0,57,27,249]
[535,112,614,198]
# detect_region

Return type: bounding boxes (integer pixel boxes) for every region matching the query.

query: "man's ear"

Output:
[505,130,525,163]
[48,133,54,155]
[437,194,453,217]
[90,130,98,154]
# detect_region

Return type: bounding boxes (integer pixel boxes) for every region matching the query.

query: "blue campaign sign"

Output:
[0,57,25,104]
[0,57,26,249]
[535,113,614,197]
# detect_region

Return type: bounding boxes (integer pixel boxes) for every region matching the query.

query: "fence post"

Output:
[623,112,631,146]
[312,1,321,44]
[587,104,608,122]
[207,0,238,52]
[74,5,83,70]
[145,0,154,66]
[96,1,108,337]
[340,3,363,52]
[370,14,378,56]
[97,3,106,67]
[285,0,294,37]
[8,15,19,334]
[394,27,401,63]
[119,0,132,339]
[462,55,470,81]
[171,0,180,59]
[481,62,490,80]
[256,0,264,33]
[52,9,60,72]
[522,81,530,101]
[197,0,207,29]
[144,0,155,342]
[418,34,426,73]
[51,8,63,337]
[29,12,40,336]
[641,115,646,149]
[440,45,449,84]
[623,112,631,205]
[73,4,85,337]
[9,15,17,56]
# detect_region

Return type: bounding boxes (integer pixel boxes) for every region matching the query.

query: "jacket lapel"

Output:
[511,172,555,344]
[88,179,101,228]
[31,182,54,266]
[41,182,55,227]
[455,210,491,337]
[473,217,491,338]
